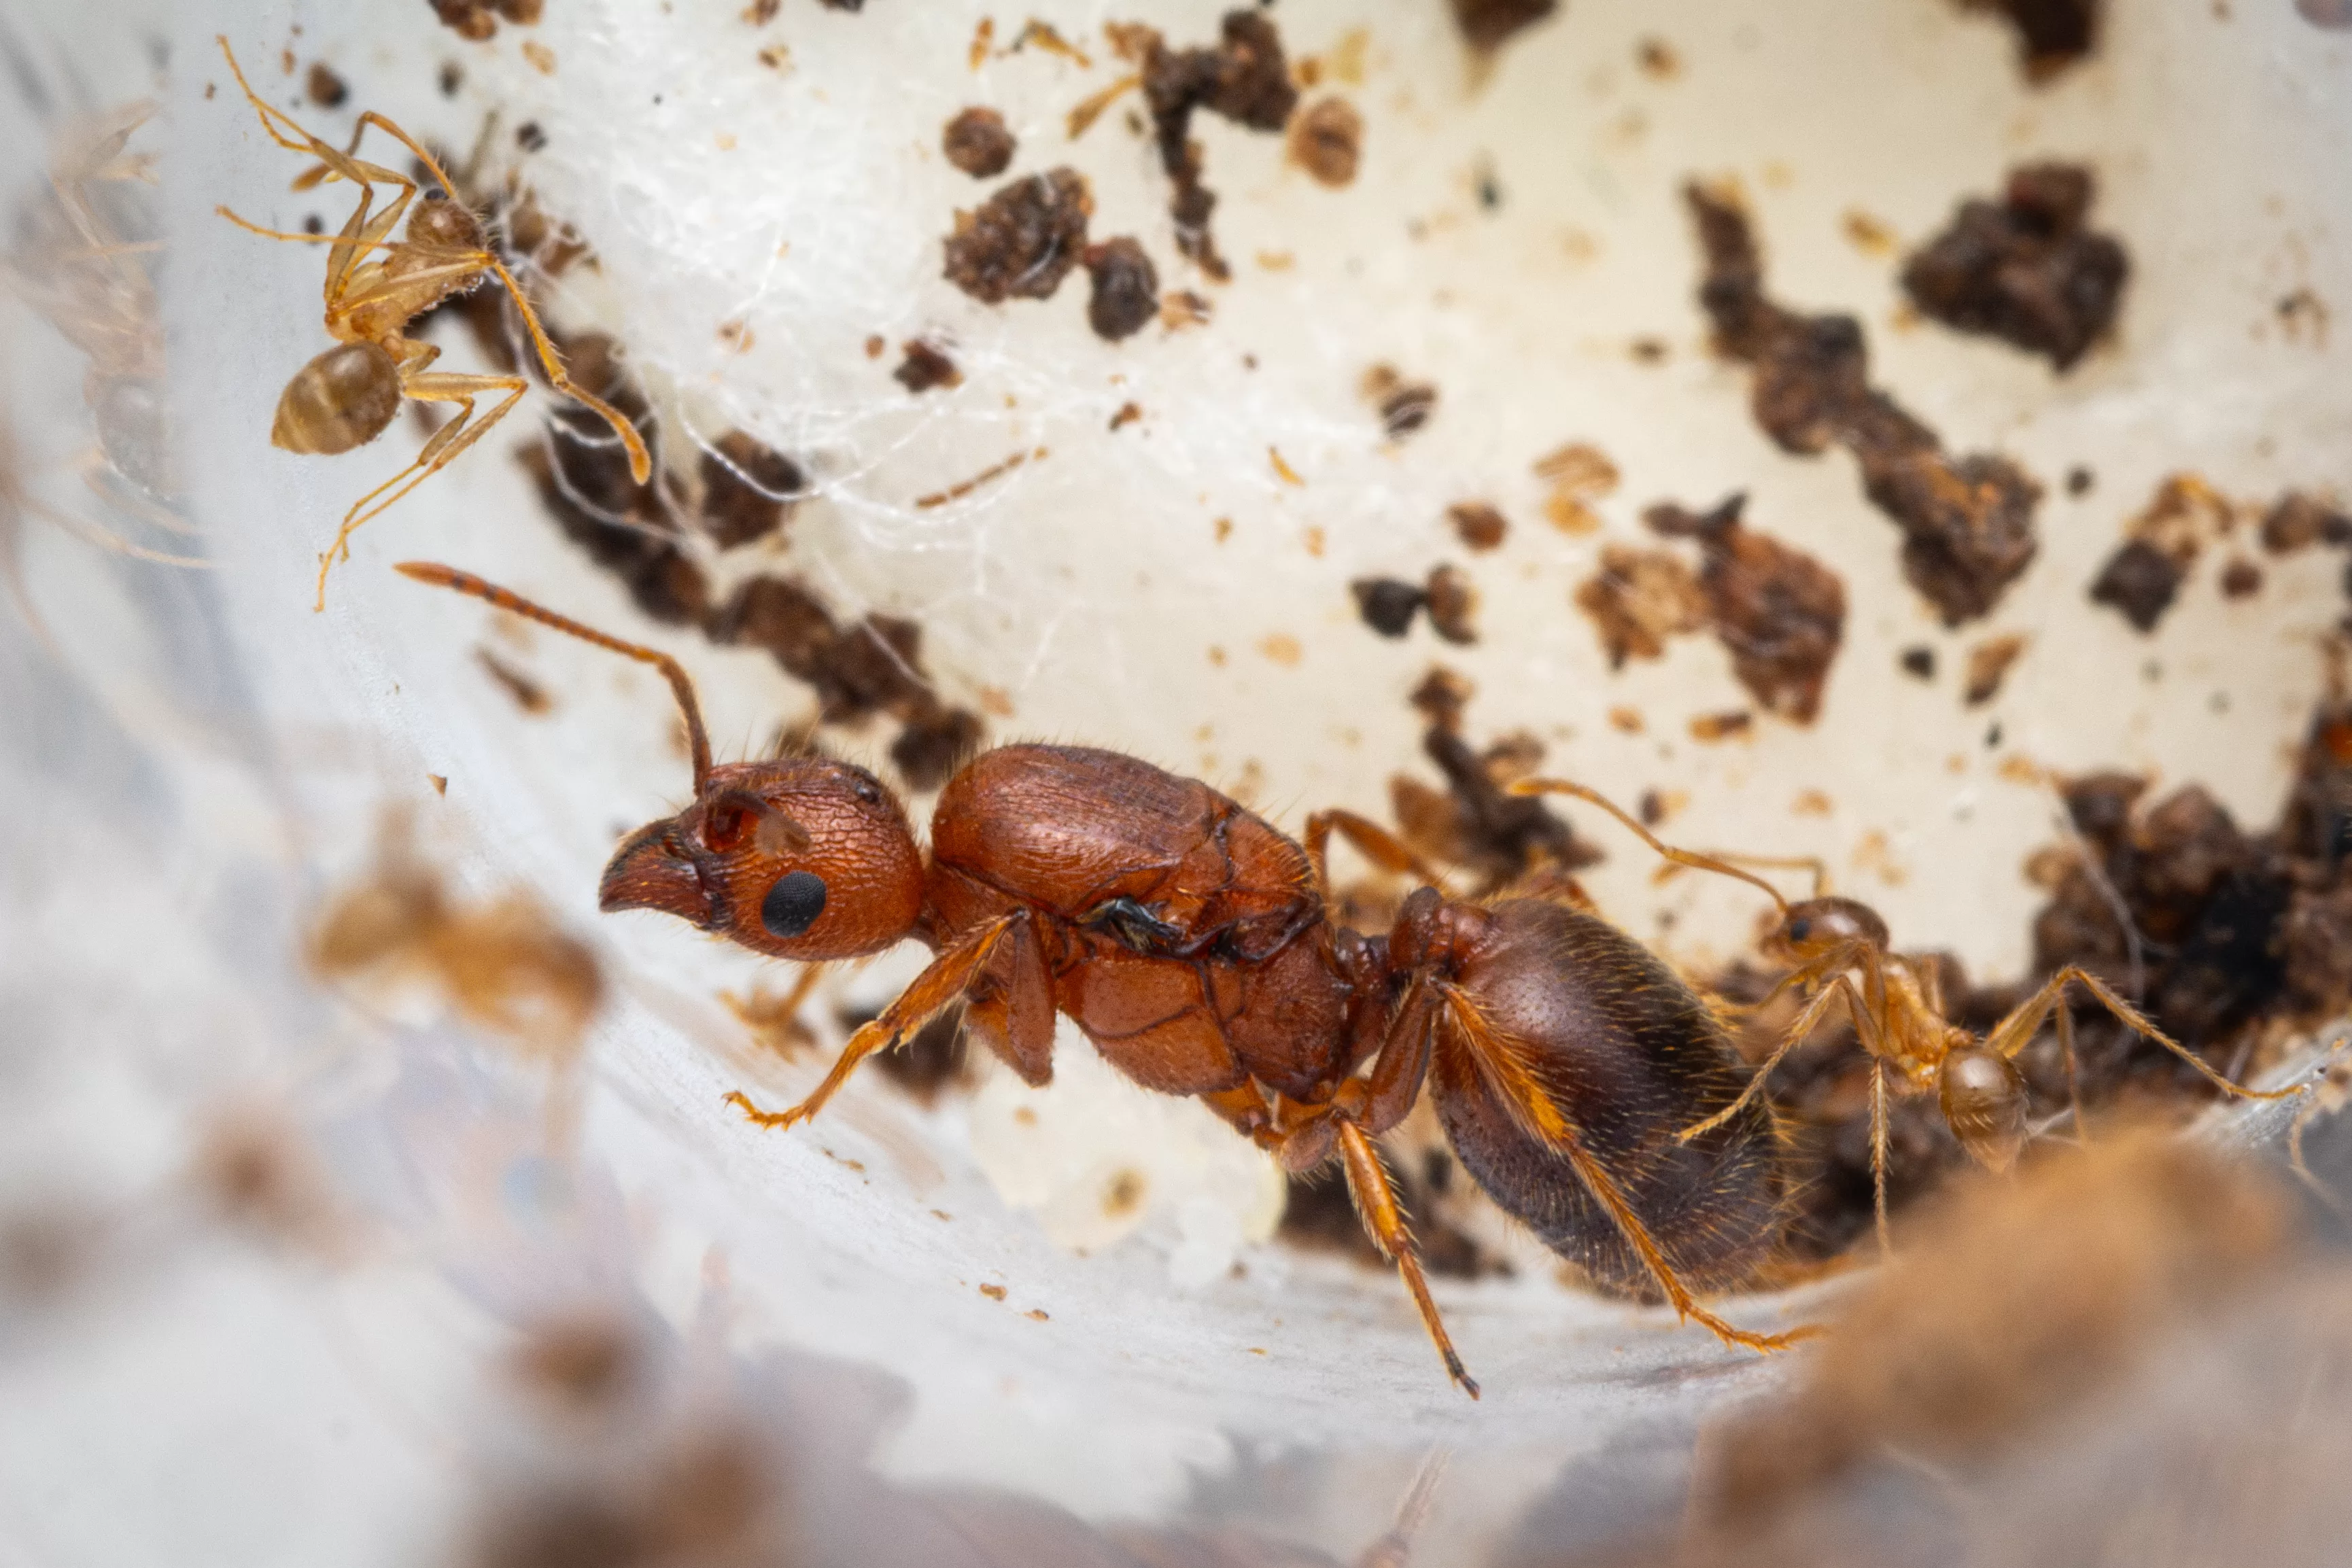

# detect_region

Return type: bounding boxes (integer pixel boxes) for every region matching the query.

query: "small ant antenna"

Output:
[396,561,710,793]
[1508,778,1795,921]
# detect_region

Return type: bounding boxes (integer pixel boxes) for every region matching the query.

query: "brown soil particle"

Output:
[2088,540,2186,631]
[1137,12,1298,282]
[430,0,542,40]
[306,61,348,109]
[942,167,1092,304]
[1686,181,2042,626]
[941,106,1016,179]
[1648,492,1846,724]
[1961,632,2028,705]
[2260,491,2351,555]
[1901,163,2128,371]
[1450,0,1558,53]
[1287,96,1363,188]
[1423,564,1478,645]
[2219,557,2263,599]
[1082,238,1160,341]
[1689,710,1753,742]
[1391,669,1597,893]
[1959,0,2102,82]
[2088,474,2232,633]
[1574,545,1705,668]
[697,430,803,550]
[1449,501,1508,552]
[1360,364,1438,439]
[1901,645,1937,680]
[893,338,963,394]
[1351,576,1426,638]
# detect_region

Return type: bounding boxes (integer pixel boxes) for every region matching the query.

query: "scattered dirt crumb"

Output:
[1793,788,1833,816]
[2088,472,2232,633]
[744,0,780,21]
[2219,557,2263,599]
[428,773,449,795]
[978,1282,1007,1301]
[1424,565,1478,645]
[1608,705,1644,734]
[1689,710,1753,742]
[430,0,544,41]
[1962,632,2029,705]
[1449,502,1508,552]
[698,431,803,551]
[943,167,1092,305]
[2277,287,2330,347]
[1161,289,1213,329]
[1288,96,1364,187]
[305,61,348,109]
[1351,577,1425,639]
[1391,669,1596,892]
[893,338,963,394]
[941,106,1016,179]
[1137,11,1298,281]
[1109,401,1143,432]
[2066,464,2095,496]
[1901,645,1937,680]
[2260,491,2351,555]
[1535,441,1619,535]
[1958,0,2103,83]
[1361,363,1438,439]
[1574,545,1704,669]
[519,39,556,75]
[1636,36,1681,78]
[1841,208,1897,258]
[1268,446,1304,485]
[1901,162,2128,371]
[1082,238,1160,341]
[1450,0,1557,53]
[1649,493,1847,723]
[1258,633,1302,667]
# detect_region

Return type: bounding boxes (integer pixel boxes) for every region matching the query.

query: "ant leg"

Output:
[1302,808,1455,903]
[2055,1002,2085,1140]
[483,256,653,484]
[1508,778,1795,916]
[957,914,1055,1086]
[721,964,827,1058]
[1676,966,1871,1142]
[1988,966,2301,1102]
[313,374,527,609]
[1439,986,1819,1354]
[1332,1120,1479,1399]
[725,915,1018,1131]
[1871,1057,1891,1257]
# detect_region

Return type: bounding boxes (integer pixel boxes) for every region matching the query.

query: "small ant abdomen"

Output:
[1772,895,1891,961]
[1429,900,1785,1298]
[272,341,402,455]
[1939,1045,2030,1172]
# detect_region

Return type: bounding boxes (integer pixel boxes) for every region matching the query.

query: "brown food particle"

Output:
[497,0,544,21]
[1138,12,1298,282]
[1351,576,1426,638]
[430,0,498,41]
[1648,493,1847,723]
[1636,36,1681,78]
[2260,491,2351,555]
[698,430,803,550]
[942,167,1092,305]
[1449,0,1557,52]
[1287,96,1363,188]
[305,61,348,109]
[978,1282,1007,1301]
[513,120,547,154]
[1359,364,1438,439]
[2088,474,2231,633]
[1901,162,2129,371]
[1900,644,1937,680]
[476,646,553,715]
[1962,631,2029,705]
[1423,565,1478,645]
[867,1006,971,1102]
[893,338,963,394]
[1448,502,1508,552]
[1959,0,2102,82]
[2219,557,2262,599]
[1689,710,1753,742]
[1574,545,1704,668]
[941,106,1016,179]
[1108,400,1142,432]
[1686,182,2042,625]
[1081,238,1160,341]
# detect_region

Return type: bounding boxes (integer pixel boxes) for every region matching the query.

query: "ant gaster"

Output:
[214,39,651,610]
[1510,778,2302,1251]
[400,562,1816,1394]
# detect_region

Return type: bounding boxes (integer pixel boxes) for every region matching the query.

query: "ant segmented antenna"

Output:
[1508,778,1795,920]
[395,561,710,793]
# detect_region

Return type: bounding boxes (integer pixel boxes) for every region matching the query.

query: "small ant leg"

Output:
[483,255,653,485]
[1440,986,1819,1354]
[1303,807,1455,903]
[1678,968,1880,1143]
[1870,1057,1891,1257]
[725,915,1017,1132]
[2055,1001,2085,1140]
[315,372,528,608]
[1988,966,2302,1104]
[1332,1121,1480,1399]
[722,964,827,1058]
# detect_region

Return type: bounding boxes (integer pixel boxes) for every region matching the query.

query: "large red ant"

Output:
[398,561,1814,1395]
[1509,778,2302,1251]
[213,39,650,610]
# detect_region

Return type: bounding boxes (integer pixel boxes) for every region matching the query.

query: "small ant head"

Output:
[408,191,483,251]
[602,759,924,962]
[1938,1045,2030,1172]
[1769,896,1890,963]
[273,341,402,455]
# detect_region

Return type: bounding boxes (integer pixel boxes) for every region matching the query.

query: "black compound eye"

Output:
[1788,918,1812,943]
[761,870,828,940]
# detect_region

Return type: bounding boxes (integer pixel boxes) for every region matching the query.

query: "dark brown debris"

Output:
[2219,558,2263,600]
[1901,645,1937,680]
[1362,364,1438,439]
[1424,564,1478,645]
[1287,96,1364,188]
[1901,163,2129,371]
[697,430,803,550]
[1351,576,1426,638]
[1137,11,1298,282]
[1962,632,2028,705]
[1648,492,1847,724]
[1687,181,2042,625]
[2087,473,2231,634]
[1574,544,1705,669]
[941,105,1016,179]
[942,167,1092,305]
[429,0,542,41]
[893,338,963,394]
[1082,238,1160,341]
[1391,669,1596,894]
[1959,0,2102,82]
[1448,501,1508,552]
[2261,491,2351,555]
[1450,0,1558,53]
[305,61,348,109]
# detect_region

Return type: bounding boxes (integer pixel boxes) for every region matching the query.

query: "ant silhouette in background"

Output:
[399,561,1818,1395]
[1510,778,2302,1250]
[214,38,649,608]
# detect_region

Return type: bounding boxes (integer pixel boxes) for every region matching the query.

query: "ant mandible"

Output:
[1510,777,2303,1251]
[213,38,651,610]
[398,561,1815,1394]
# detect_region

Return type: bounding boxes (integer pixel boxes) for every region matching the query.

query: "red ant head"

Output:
[1768,896,1890,963]
[602,759,924,962]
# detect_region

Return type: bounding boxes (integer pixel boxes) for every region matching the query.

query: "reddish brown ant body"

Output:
[1510,778,2302,1250]
[213,39,650,609]
[399,561,1811,1395]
